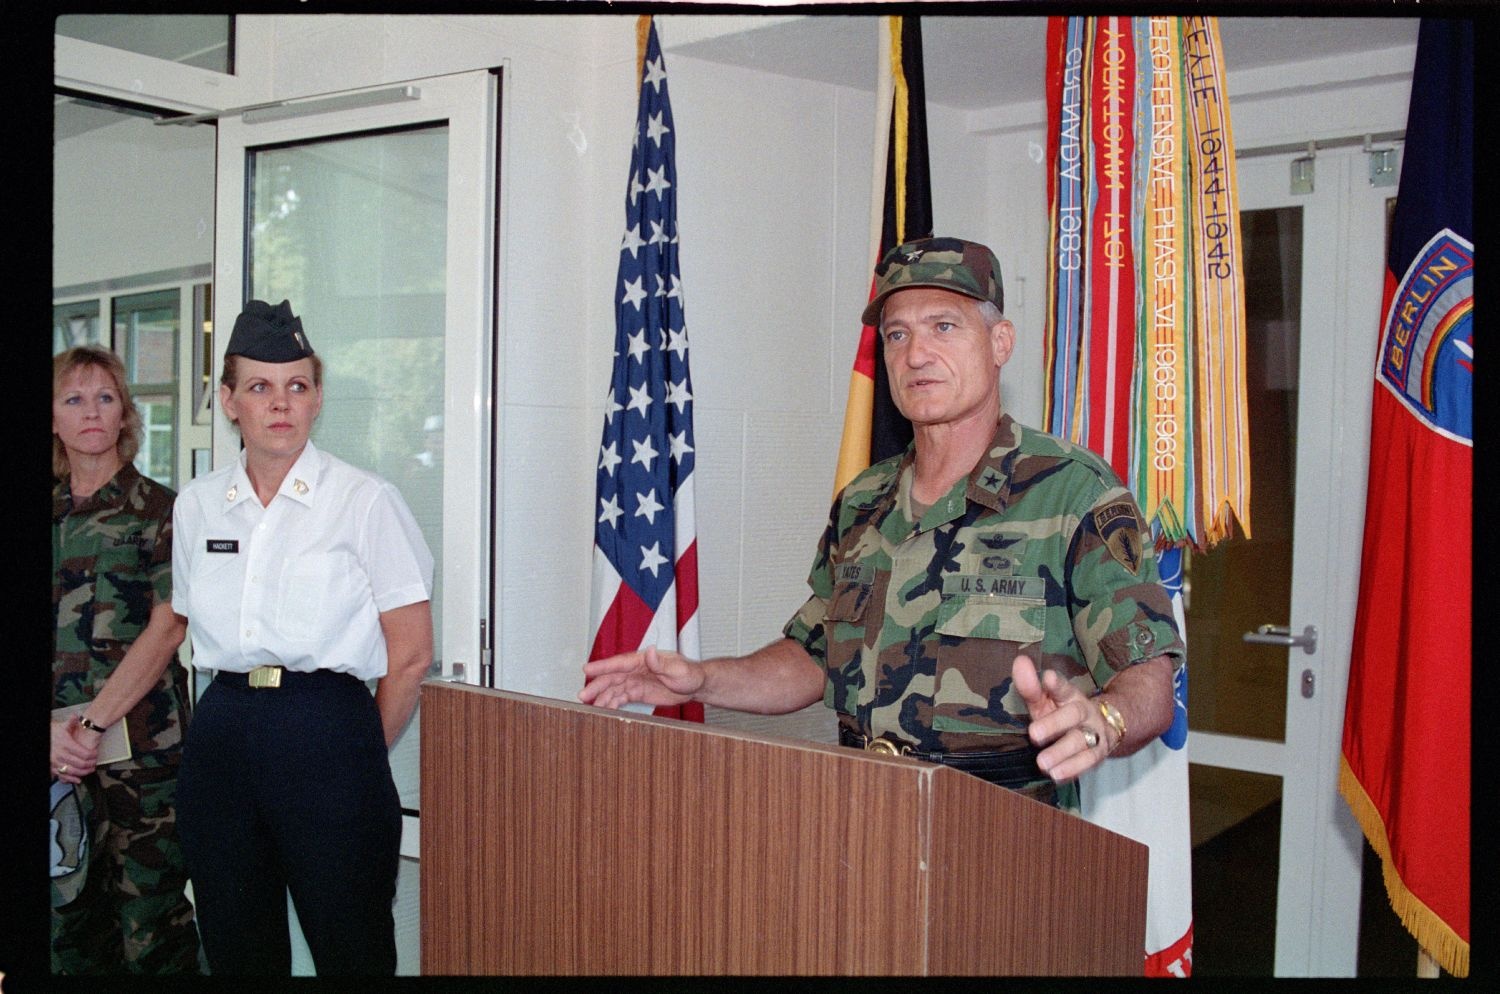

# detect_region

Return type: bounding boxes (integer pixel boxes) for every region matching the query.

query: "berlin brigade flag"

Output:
[1339,17,1471,979]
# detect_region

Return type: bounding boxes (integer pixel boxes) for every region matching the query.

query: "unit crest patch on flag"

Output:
[1378,228,1473,442]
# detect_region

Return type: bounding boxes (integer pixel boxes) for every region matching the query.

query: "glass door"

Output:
[1187,146,1393,975]
[212,69,499,975]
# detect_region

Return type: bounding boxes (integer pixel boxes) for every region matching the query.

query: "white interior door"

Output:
[212,68,499,975]
[1186,145,1395,975]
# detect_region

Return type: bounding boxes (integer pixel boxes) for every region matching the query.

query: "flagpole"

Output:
[1417,948,1439,978]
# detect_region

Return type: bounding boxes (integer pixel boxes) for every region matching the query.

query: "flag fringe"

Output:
[636,15,651,85]
[1337,757,1469,978]
[889,17,910,242]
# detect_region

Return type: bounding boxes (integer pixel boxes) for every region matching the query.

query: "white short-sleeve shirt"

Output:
[172,440,434,680]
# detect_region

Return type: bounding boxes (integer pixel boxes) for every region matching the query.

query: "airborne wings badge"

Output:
[1094,499,1143,575]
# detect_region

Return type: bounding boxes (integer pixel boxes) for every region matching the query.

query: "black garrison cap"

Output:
[225,299,314,362]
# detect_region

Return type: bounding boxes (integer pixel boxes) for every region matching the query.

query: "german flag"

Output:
[832,15,932,496]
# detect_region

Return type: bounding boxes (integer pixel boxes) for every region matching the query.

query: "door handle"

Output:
[1242,623,1318,655]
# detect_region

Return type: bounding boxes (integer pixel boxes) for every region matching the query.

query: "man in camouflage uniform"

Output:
[582,236,1183,808]
[53,456,201,972]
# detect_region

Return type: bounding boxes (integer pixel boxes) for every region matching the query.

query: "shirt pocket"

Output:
[931,591,1046,733]
[934,591,1046,644]
[90,545,149,644]
[822,579,874,675]
[276,551,364,643]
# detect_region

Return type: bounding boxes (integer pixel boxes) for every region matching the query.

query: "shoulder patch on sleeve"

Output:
[1094,498,1144,575]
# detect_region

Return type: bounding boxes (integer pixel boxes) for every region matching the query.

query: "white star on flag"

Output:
[626,382,652,417]
[630,435,659,471]
[666,379,693,414]
[634,488,664,524]
[642,55,667,92]
[639,541,668,577]
[621,224,645,258]
[627,329,650,363]
[599,440,622,476]
[620,275,646,311]
[666,328,689,357]
[647,111,670,147]
[598,494,623,528]
[669,430,693,464]
[644,164,671,198]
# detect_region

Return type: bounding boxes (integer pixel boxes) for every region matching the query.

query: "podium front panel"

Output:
[422,683,1147,975]
[422,683,935,974]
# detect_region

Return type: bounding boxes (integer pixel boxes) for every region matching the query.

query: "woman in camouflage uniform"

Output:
[51,346,202,974]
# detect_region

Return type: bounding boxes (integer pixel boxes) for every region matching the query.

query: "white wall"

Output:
[53,113,215,287]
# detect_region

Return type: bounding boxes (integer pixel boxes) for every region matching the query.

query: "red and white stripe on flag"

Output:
[589,481,702,719]
[587,18,703,723]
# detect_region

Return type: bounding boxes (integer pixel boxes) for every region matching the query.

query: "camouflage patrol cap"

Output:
[861,236,1005,326]
[50,780,92,908]
[225,299,314,363]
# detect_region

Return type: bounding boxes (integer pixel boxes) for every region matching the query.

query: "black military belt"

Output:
[837,724,1044,790]
[214,666,361,690]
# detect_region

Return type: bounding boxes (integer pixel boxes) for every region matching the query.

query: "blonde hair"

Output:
[52,346,141,479]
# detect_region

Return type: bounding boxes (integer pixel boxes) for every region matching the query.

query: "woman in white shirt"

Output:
[172,299,433,976]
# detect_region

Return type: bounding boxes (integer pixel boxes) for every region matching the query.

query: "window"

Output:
[113,289,181,488]
[55,15,233,75]
[53,300,103,354]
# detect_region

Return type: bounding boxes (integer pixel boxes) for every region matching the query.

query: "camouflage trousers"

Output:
[51,762,203,974]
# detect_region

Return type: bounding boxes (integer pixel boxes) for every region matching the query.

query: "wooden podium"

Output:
[420,682,1147,975]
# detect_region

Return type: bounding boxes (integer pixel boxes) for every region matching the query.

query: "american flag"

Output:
[587,20,703,722]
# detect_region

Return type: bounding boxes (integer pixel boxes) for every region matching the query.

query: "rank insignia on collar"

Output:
[225,485,238,501]
[293,479,309,495]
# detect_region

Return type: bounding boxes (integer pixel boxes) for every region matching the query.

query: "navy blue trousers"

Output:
[177,670,401,975]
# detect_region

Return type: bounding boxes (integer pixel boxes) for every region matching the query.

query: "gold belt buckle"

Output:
[865,736,905,757]
[247,665,283,689]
